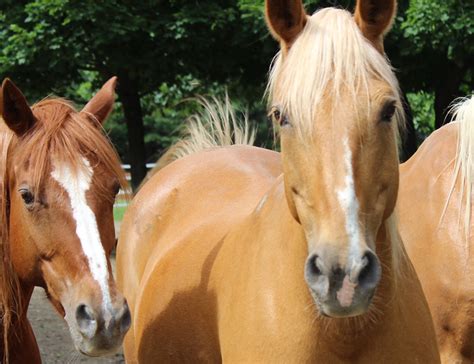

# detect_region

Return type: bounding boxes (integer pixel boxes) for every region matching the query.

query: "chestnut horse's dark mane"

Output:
[0,97,127,361]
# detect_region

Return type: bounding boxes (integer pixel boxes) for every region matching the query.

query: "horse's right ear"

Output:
[0,78,36,136]
[265,0,307,50]
[81,76,117,126]
[354,0,397,53]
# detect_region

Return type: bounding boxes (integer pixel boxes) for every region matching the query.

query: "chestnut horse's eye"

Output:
[269,108,290,127]
[380,101,397,123]
[19,188,34,207]
[113,181,121,196]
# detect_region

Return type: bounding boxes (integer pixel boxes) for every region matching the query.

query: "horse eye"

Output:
[380,101,397,123]
[269,108,290,127]
[19,188,34,206]
[113,182,121,196]
[280,114,290,127]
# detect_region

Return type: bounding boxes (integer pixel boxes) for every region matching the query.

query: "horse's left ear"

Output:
[354,0,397,53]
[0,78,36,136]
[82,76,117,125]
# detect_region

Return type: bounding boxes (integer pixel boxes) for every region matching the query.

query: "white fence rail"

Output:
[115,163,157,207]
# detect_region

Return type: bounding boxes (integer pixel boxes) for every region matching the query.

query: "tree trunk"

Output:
[400,93,418,162]
[116,73,147,190]
[434,65,464,130]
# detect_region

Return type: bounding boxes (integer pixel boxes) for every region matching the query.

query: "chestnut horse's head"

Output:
[0,78,130,356]
[265,0,403,317]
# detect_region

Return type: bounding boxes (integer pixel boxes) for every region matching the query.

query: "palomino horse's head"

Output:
[0,78,131,355]
[266,0,403,317]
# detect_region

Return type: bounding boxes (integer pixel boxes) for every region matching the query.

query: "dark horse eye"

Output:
[269,108,290,127]
[19,188,34,206]
[380,101,397,123]
[113,181,121,196]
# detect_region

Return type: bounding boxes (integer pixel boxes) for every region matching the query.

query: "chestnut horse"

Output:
[398,96,474,363]
[117,0,439,362]
[0,78,131,363]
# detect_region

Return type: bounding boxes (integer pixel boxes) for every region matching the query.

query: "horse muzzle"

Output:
[304,249,381,317]
[66,297,131,356]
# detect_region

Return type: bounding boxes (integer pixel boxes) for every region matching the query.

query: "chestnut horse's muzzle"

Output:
[71,297,131,356]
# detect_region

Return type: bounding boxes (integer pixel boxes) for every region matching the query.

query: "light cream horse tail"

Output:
[446,95,474,243]
[147,95,256,181]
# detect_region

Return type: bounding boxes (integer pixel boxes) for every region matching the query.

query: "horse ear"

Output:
[0,78,36,136]
[265,0,307,49]
[82,76,117,125]
[354,0,397,53]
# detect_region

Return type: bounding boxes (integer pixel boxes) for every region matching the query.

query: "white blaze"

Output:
[51,158,111,309]
[337,138,361,272]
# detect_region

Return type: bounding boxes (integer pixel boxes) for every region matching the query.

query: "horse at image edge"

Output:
[398,96,474,363]
[0,78,130,363]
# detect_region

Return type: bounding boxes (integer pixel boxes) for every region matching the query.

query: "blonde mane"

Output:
[266,8,404,139]
[148,95,255,178]
[446,95,474,245]
[266,7,405,279]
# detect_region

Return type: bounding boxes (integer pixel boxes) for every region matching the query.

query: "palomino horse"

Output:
[398,96,474,363]
[117,0,440,362]
[0,78,131,363]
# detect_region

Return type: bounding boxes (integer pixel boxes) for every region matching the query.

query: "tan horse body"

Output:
[118,146,281,362]
[0,78,130,363]
[118,0,439,362]
[399,97,474,363]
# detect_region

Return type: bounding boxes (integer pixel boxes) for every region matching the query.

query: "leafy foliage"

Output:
[1,0,473,173]
[402,0,473,67]
[406,91,435,142]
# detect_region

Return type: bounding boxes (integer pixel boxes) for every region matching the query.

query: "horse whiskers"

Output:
[307,288,386,337]
[66,350,80,364]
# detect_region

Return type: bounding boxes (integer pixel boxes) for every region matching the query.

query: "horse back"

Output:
[116,145,281,362]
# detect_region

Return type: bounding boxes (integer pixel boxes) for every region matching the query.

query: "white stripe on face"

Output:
[51,158,111,310]
[337,138,361,274]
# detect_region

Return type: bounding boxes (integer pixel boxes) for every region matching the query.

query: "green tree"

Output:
[390,0,474,129]
[0,0,275,188]
[1,0,472,181]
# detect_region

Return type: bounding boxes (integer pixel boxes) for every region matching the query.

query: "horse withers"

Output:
[117,0,439,362]
[0,78,130,363]
[399,96,474,363]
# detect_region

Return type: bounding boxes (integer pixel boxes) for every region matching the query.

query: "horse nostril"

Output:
[76,304,98,338]
[305,254,322,278]
[118,302,131,334]
[76,303,95,322]
[357,251,381,289]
